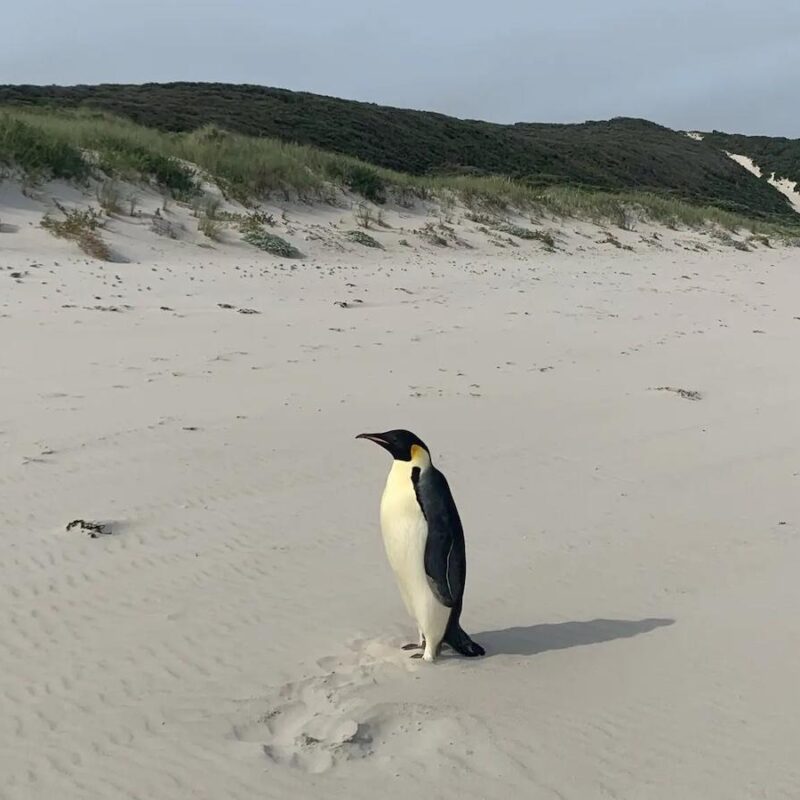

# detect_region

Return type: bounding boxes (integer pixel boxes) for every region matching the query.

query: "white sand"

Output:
[726,152,800,215]
[2,180,800,799]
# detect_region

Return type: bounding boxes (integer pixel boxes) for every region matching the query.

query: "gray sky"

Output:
[4,0,800,136]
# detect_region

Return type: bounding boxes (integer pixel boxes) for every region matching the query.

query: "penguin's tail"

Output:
[444,624,485,658]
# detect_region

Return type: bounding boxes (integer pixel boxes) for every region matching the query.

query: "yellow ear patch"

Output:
[410,444,423,461]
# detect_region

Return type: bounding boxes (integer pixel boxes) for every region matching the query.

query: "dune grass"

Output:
[2,107,798,240]
[0,114,88,180]
[41,205,111,260]
[3,82,795,220]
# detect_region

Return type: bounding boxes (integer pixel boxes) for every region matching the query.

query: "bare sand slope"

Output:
[2,184,800,799]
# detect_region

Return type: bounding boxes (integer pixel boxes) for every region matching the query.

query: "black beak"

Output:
[356,432,389,447]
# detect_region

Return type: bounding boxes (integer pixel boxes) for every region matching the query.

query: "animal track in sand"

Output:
[231,639,475,775]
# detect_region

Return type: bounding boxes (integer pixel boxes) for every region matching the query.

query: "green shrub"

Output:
[345,229,383,248]
[497,223,539,239]
[41,206,110,260]
[0,115,88,180]
[465,210,500,226]
[242,229,302,258]
[96,137,198,196]
[334,164,385,203]
[232,210,276,235]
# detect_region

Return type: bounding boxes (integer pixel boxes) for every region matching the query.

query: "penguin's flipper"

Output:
[412,466,465,609]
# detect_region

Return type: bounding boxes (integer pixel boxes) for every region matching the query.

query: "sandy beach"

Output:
[2,181,800,799]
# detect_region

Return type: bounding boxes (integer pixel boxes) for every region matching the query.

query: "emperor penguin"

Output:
[356,429,485,662]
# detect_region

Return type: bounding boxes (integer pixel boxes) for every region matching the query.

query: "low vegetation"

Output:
[1,106,798,242]
[197,214,222,240]
[96,180,122,214]
[230,209,276,234]
[418,222,450,246]
[345,230,383,248]
[0,114,88,180]
[193,193,223,239]
[354,203,380,228]
[242,229,302,258]
[2,82,795,220]
[704,131,800,187]
[41,205,110,259]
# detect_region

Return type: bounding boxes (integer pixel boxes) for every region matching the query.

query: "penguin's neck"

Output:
[385,446,432,486]
[409,445,432,472]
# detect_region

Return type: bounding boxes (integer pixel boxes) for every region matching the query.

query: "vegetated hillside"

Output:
[703,131,800,186]
[0,82,794,220]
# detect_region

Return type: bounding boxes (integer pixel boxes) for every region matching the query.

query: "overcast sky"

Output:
[3,0,799,136]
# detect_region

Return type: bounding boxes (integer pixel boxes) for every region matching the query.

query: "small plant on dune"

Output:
[192,194,222,219]
[334,164,385,204]
[127,194,140,216]
[418,222,449,246]
[465,210,500,226]
[620,207,638,231]
[497,222,540,239]
[96,180,123,214]
[747,233,771,248]
[354,202,376,229]
[532,229,557,250]
[234,210,276,235]
[437,192,456,224]
[345,229,384,249]
[242,229,303,258]
[193,194,224,240]
[150,210,177,239]
[392,186,417,209]
[198,214,223,241]
[41,205,111,260]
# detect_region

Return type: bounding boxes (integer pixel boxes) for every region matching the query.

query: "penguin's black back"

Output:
[411,465,467,608]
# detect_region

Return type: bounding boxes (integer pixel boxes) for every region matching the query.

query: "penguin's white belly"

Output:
[379,475,450,648]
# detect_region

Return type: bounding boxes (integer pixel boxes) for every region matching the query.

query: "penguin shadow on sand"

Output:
[476,617,674,658]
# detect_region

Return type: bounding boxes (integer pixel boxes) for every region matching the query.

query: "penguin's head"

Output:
[356,429,430,462]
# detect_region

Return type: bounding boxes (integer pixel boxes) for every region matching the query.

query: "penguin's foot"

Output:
[460,640,485,657]
[444,626,486,658]
[409,653,423,659]
[401,643,423,651]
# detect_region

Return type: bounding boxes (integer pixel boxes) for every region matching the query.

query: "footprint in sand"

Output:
[231,639,482,775]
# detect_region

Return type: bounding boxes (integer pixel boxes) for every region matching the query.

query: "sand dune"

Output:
[2,180,800,799]
[726,152,800,215]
